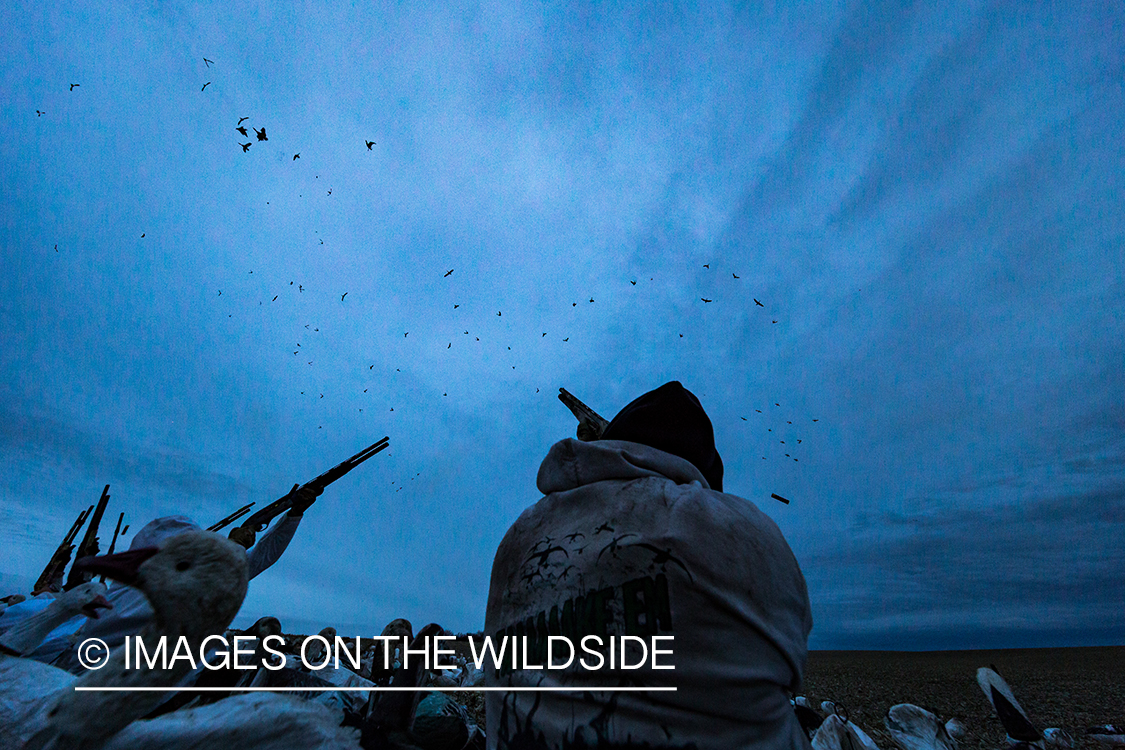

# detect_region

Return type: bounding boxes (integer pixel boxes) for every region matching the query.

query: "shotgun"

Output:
[236,436,390,533]
[31,506,91,595]
[64,485,110,590]
[97,512,127,584]
[558,388,609,441]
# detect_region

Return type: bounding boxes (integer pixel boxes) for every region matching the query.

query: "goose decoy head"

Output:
[77,530,249,638]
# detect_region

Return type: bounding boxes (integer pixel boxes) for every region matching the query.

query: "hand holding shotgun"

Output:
[230,436,390,542]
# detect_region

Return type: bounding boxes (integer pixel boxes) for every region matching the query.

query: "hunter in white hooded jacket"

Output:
[485,382,813,749]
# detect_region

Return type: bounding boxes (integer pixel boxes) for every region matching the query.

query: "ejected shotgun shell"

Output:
[771,493,790,505]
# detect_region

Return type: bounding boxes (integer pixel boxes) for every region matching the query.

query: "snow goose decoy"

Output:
[0,583,112,748]
[21,530,249,750]
[0,582,110,656]
[812,703,881,750]
[301,626,337,669]
[884,703,958,750]
[144,615,286,717]
[976,666,1044,747]
[97,692,362,750]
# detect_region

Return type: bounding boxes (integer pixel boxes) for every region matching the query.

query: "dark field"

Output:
[802,646,1125,748]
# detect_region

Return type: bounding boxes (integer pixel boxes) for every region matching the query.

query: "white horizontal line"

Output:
[74,686,676,693]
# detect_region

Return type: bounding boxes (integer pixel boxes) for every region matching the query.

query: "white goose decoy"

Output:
[943,718,966,742]
[1042,728,1073,748]
[812,713,881,750]
[0,583,113,749]
[18,530,250,750]
[884,704,958,750]
[96,692,361,750]
[0,582,110,656]
[976,667,1045,748]
[301,626,337,669]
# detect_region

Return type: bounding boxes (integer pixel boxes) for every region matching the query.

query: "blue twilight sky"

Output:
[1,1,1122,650]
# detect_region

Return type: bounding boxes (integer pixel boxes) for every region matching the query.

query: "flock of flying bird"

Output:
[40,57,821,496]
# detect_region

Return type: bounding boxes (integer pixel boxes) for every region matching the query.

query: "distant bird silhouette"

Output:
[36,110,44,116]
[293,153,299,160]
[272,296,278,301]
[754,299,764,307]
[370,365,374,369]
[203,58,214,67]
[701,298,712,303]
[542,332,546,337]
[497,311,501,316]
[404,332,408,337]
[453,304,459,308]
[254,127,267,141]
[589,298,594,303]
[447,343,451,349]
[563,337,569,342]
[218,290,221,295]
[69,83,79,91]
[444,269,453,277]
[365,140,375,150]
[630,280,636,285]
[341,292,347,300]
[772,320,777,323]
[201,81,211,91]
[240,142,251,152]
[733,273,739,278]
[236,126,248,136]
[813,419,819,422]
[741,417,747,421]
[703,264,709,268]
[237,117,249,125]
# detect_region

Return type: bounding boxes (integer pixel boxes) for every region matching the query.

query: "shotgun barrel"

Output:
[99,512,127,584]
[65,485,110,590]
[31,506,92,595]
[207,503,256,532]
[237,436,390,533]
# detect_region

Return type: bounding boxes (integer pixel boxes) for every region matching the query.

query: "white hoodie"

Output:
[485,438,813,749]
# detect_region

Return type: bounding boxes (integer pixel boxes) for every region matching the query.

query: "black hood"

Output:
[600,381,723,492]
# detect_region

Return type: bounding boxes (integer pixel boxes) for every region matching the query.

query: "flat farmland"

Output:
[802,646,1125,748]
